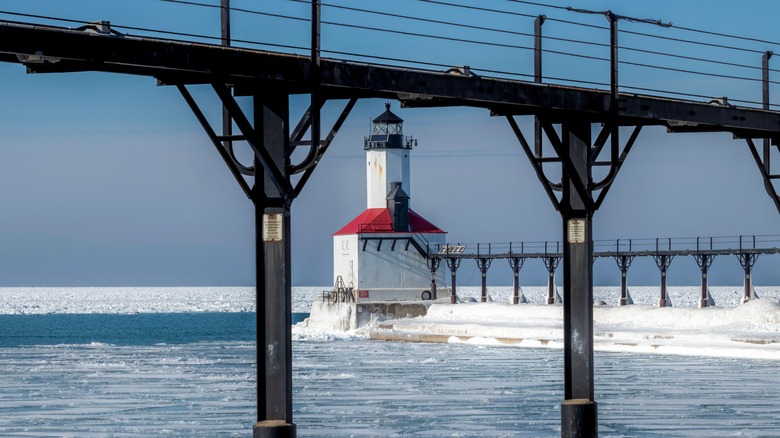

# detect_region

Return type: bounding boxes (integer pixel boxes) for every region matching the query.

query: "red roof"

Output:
[334,208,446,235]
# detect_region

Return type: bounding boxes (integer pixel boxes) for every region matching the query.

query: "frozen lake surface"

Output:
[0,287,779,436]
[1,323,780,437]
[294,337,780,437]
[2,284,779,314]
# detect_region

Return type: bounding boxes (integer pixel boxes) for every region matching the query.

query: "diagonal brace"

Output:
[746,138,780,215]
[293,98,358,196]
[288,98,326,171]
[289,101,324,149]
[590,121,615,161]
[541,120,595,210]
[177,84,253,202]
[506,115,562,211]
[593,125,642,209]
[212,82,295,206]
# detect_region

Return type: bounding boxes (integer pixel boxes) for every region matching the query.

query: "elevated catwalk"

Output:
[393,235,778,309]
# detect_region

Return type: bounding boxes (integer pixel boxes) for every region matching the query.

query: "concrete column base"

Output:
[618,297,629,306]
[547,297,555,305]
[699,298,709,308]
[561,399,598,438]
[658,298,668,308]
[253,421,296,438]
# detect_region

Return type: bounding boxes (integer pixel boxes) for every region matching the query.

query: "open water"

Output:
[1,311,780,436]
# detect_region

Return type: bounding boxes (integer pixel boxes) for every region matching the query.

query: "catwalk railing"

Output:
[426,235,780,259]
[407,234,779,309]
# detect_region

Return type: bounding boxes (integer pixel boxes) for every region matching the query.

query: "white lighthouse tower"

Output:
[332,104,447,302]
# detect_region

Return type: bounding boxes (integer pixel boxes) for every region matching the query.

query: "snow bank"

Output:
[365,297,780,360]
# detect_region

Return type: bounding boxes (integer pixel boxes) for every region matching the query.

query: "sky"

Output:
[0,0,779,288]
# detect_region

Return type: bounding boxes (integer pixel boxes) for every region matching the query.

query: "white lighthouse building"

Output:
[332,104,448,302]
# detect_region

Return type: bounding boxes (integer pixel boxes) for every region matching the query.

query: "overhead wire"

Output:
[620,45,768,73]
[504,0,568,11]
[320,20,534,52]
[672,23,780,48]
[322,47,538,81]
[417,0,538,20]
[0,9,309,52]
[161,0,541,55]
[161,0,776,81]
[619,59,779,85]
[316,1,775,78]
[620,28,766,55]
[500,0,780,51]
[417,0,780,57]
[0,6,538,85]
[617,85,776,108]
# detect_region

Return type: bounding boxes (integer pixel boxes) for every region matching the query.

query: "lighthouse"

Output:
[332,104,448,302]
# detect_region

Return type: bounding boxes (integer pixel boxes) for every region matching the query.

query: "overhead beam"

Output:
[2,22,780,134]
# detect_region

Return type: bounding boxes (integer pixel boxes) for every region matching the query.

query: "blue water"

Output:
[0,312,309,347]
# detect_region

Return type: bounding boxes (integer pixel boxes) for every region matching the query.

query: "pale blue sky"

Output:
[0,0,779,287]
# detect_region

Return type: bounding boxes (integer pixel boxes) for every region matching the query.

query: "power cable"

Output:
[163,0,776,77]
[164,0,541,55]
[162,0,308,21]
[0,10,94,27]
[321,19,534,52]
[324,47,537,81]
[673,23,780,48]
[417,0,538,20]
[621,45,769,73]
[505,0,568,11]
[620,28,765,55]
[619,59,777,85]
[422,0,780,57]
[295,0,608,49]
[0,9,309,52]
[618,84,774,108]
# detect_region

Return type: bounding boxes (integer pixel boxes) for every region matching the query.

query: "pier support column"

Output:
[446,258,461,304]
[508,257,525,304]
[427,258,440,300]
[543,256,560,304]
[694,254,715,308]
[614,255,634,306]
[252,92,296,437]
[737,253,759,303]
[476,258,492,302]
[653,255,674,307]
[559,120,597,437]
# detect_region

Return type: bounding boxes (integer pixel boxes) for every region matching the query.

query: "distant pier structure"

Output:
[423,235,780,308]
